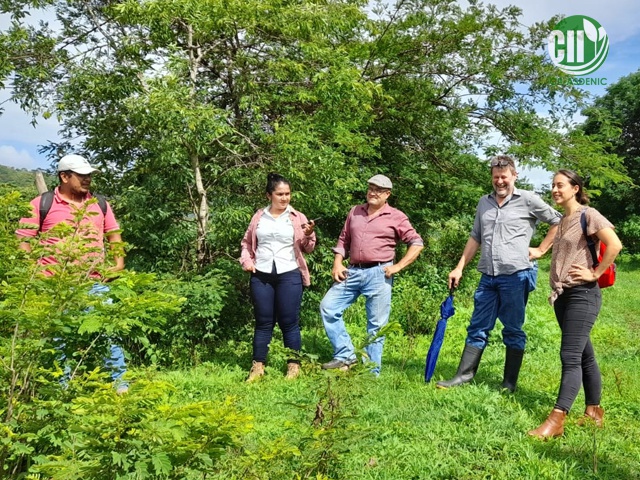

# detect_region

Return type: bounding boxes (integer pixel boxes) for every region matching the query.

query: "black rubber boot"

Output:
[500,347,524,393]
[436,345,484,388]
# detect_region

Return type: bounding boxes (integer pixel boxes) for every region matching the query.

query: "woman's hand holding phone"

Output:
[302,217,321,236]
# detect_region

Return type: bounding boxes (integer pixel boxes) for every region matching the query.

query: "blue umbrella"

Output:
[424,288,456,382]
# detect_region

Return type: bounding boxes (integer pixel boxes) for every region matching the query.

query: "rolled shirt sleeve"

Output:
[333,206,356,259]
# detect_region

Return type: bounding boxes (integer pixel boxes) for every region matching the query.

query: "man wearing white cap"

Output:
[16,154,128,392]
[320,174,424,375]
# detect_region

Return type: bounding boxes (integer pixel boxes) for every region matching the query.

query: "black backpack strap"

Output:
[94,193,108,217]
[580,210,600,268]
[37,191,108,232]
[38,191,55,232]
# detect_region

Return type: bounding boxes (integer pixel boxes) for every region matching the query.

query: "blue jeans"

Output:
[88,284,127,385]
[320,263,393,375]
[465,269,531,350]
[57,284,127,387]
[250,267,303,363]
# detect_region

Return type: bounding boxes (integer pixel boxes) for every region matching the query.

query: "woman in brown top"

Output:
[528,170,622,439]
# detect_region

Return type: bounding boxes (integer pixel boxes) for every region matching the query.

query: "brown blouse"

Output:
[549,206,614,302]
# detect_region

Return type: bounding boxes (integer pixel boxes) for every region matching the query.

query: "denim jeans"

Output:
[57,283,127,387]
[88,283,127,385]
[553,282,602,412]
[526,261,539,295]
[250,267,303,363]
[320,262,393,375]
[465,269,531,350]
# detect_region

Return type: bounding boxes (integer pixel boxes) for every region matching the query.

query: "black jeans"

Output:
[250,266,303,363]
[553,282,602,412]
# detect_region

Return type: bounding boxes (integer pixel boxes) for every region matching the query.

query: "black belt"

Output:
[349,262,387,269]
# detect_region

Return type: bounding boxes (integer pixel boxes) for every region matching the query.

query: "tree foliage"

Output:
[579,70,640,251]
[1,0,629,273]
[0,188,251,478]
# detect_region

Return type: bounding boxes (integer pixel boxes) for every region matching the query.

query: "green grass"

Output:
[148,257,640,479]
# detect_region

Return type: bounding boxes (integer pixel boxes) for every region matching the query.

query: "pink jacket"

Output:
[240,207,316,286]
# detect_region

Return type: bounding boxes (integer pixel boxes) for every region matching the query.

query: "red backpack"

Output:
[580,210,616,288]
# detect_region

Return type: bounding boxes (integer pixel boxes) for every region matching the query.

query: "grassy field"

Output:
[152,257,640,479]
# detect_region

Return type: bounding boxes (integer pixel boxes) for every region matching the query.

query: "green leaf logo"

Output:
[583,18,598,43]
[547,15,609,76]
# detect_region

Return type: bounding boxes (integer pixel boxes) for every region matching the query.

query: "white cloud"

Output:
[0,96,61,145]
[0,93,61,170]
[0,145,39,169]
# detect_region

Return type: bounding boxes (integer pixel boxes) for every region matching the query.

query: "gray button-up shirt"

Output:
[471,188,561,276]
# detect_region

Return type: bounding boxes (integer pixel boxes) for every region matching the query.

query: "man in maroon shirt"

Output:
[320,175,424,375]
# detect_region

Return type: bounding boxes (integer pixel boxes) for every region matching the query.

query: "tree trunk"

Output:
[35,171,48,194]
[190,152,209,268]
[186,23,208,268]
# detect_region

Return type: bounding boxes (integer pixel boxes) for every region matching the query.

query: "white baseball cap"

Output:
[57,155,100,174]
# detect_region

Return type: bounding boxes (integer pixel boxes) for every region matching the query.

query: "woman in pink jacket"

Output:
[240,173,316,381]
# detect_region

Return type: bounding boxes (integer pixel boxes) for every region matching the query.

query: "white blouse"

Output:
[254,206,298,274]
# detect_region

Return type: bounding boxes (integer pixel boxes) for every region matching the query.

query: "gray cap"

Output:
[57,154,100,174]
[367,174,392,190]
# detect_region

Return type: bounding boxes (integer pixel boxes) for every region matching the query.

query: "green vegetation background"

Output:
[2,0,640,473]
[156,256,640,479]
[3,174,639,478]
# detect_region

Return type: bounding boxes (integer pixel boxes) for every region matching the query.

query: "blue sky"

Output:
[1,0,639,186]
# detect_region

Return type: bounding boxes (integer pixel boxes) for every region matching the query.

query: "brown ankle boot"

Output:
[285,361,301,379]
[246,361,265,382]
[577,405,604,427]
[528,409,566,439]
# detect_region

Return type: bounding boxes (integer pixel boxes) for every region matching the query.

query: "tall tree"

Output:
[37,0,378,269]
[579,70,640,252]
[581,71,640,216]
[2,0,629,270]
[0,0,63,115]
[360,0,625,223]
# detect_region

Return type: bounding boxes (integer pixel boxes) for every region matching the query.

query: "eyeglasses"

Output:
[490,159,514,168]
[367,186,390,195]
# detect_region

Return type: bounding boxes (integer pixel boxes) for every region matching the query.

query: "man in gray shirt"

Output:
[437,155,561,392]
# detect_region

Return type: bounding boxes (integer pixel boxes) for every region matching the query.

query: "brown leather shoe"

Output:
[285,362,301,379]
[576,405,604,427]
[528,409,566,439]
[246,361,265,382]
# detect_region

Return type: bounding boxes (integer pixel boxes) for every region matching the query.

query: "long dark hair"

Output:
[266,172,291,194]
[556,169,589,205]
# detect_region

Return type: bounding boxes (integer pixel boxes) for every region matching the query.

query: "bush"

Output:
[0,191,195,478]
[390,274,442,336]
[153,270,230,366]
[618,215,640,254]
[30,377,252,479]
[211,257,255,342]
[421,215,475,274]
